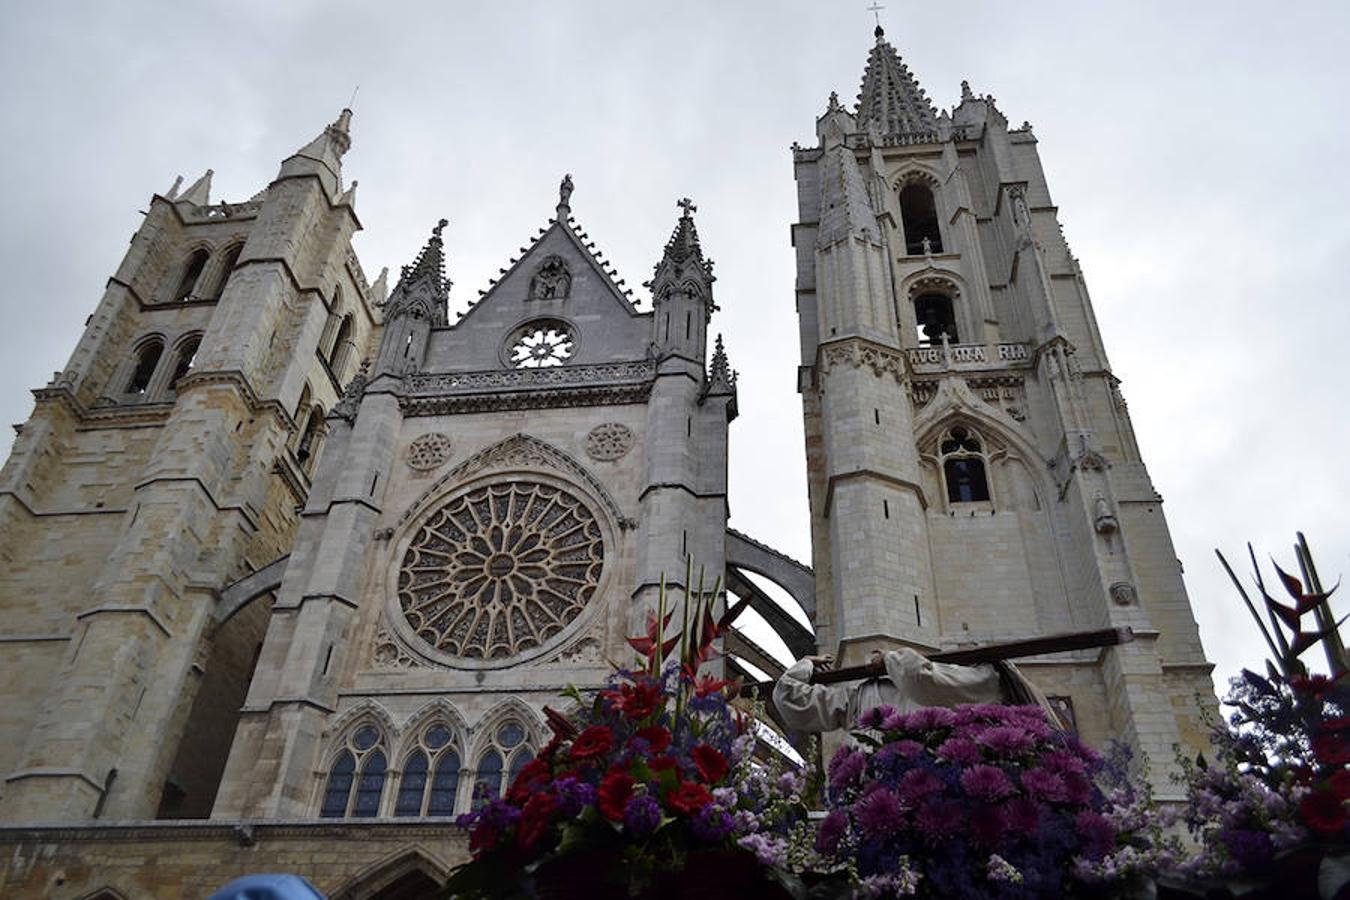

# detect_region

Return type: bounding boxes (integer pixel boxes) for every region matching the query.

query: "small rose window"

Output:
[508,319,576,368]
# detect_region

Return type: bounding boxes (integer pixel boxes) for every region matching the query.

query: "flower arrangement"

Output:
[1159,539,1348,894]
[813,702,1136,899]
[447,574,814,899]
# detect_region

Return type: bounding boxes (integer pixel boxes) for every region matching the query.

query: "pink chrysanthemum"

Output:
[854,787,906,837]
[898,768,944,802]
[1021,766,1069,803]
[935,737,982,765]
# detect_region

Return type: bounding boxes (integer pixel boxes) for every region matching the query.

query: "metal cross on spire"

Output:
[867,2,885,28]
[677,197,697,217]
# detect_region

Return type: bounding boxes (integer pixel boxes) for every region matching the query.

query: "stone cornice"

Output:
[823,468,928,517]
[400,381,653,417]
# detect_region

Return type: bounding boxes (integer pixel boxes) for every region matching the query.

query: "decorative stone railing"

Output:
[404,360,657,396]
[906,341,1031,374]
[182,201,262,222]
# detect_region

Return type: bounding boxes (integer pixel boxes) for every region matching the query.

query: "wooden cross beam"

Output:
[808,626,1134,685]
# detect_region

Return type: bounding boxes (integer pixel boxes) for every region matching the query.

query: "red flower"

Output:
[506,758,552,805]
[1312,731,1350,767]
[597,770,636,821]
[693,673,737,699]
[1299,789,1348,834]
[633,725,672,753]
[649,755,679,772]
[469,822,500,857]
[691,744,729,785]
[665,781,714,816]
[569,725,615,763]
[605,679,664,720]
[1329,768,1350,802]
[517,792,559,852]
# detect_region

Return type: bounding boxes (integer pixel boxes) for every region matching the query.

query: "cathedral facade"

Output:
[0,27,1214,899]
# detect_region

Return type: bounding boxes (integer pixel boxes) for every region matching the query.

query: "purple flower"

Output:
[897,768,944,802]
[1074,809,1117,859]
[1004,796,1042,833]
[892,739,924,759]
[1041,749,1087,776]
[960,764,1013,801]
[553,776,598,817]
[816,808,848,854]
[1063,771,1094,805]
[1021,766,1068,803]
[968,804,1008,846]
[738,833,788,868]
[828,746,866,790]
[914,797,963,842]
[854,787,906,837]
[935,737,981,764]
[858,705,897,729]
[907,706,958,730]
[623,794,662,836]
[976,725,1035,755]
[691,805,735,842]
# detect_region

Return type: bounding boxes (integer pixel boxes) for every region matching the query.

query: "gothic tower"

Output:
[0,109,379,821]
[793,27,1216,786]
[211,183,738,820]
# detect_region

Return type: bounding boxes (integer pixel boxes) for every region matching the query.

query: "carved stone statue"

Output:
[558,173,574,210]
[528,255,572,300]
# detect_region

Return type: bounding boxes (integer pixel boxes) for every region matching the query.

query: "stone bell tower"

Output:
[793,26,1217,788]
[0,109,378,822]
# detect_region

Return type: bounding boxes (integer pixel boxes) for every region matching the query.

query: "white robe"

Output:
[772,647,1056,733]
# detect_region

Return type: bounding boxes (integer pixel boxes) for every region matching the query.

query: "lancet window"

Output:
[167,334,201,390]
[171,249,210,302]
[394,722,462,817]
[320,724,388,818]
[914,292,958,346]
[471,720,533,809]
[204,243,243,302]
[899,181,943,255]
[939,425,991,504]
[126,338,164,395]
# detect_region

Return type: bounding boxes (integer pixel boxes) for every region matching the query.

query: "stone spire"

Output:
[648,198,716,315]
[386,218,451,326]
[818,144,878,244]
[706,333,737,395]
[293,107,353,168]
[855,27,937,137]
[178,169,213,205]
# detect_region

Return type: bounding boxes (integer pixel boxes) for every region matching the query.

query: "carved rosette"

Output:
[395,479,605,664]
[585,423,634,461]
[406,432,453,471]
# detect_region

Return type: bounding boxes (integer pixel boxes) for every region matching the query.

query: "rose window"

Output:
[397,481,604,660]
[508,319,575,368]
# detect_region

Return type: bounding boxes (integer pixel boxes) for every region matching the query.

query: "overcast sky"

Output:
[1,2,1346,696]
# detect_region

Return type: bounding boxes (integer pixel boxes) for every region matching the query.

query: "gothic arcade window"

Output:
[471,720,533,809]
[329,314,355,379]
[172,249,211,302]
[507,319,576,368]
[914,293,958,346]
[167,335,201,390]
[320,724,387,818]
[296,405,325,471]
[126,339,164,395]
[205,243,243,301]
[899,182,943,255]
[395,722,462,817]
[939,425,990,503]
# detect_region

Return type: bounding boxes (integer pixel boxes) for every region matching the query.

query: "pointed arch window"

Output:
[172,249,211,302]
[167,335,201,390]
[899,182,943,255]
[126,339,164,395]
[296,404,325,472]
[471,719,533,809]
[206,243,243,301]
[320,724,387,818]
[329,313,355,380]
[914,292,958,346]
[395,722,462,817]
[939,425,990,504]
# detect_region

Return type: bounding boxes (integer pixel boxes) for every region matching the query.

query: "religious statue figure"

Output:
[558,173,574,210]
[528,255,572,301]
[773,647,1059,733]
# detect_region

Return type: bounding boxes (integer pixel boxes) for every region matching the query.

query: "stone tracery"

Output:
[397,480,604,660]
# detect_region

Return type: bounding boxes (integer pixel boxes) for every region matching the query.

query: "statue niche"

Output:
[528,255,572,301]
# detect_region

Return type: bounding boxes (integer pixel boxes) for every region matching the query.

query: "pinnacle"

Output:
[663,197,705,265]
[856,32,937,136]
[389,218,451,318]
